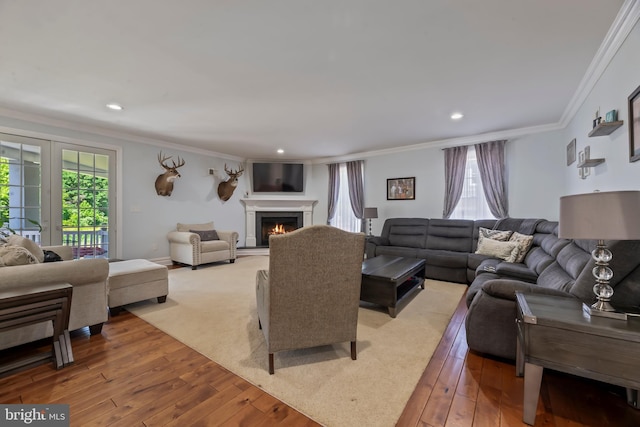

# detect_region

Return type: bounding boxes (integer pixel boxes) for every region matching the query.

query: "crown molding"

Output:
[311,122,563,164]
[559,0,640,126]
[0,107,245,162]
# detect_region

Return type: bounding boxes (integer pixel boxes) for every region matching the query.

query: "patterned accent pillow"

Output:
[509,232,534,263]
[7,234,45,263]
[190,229,219,241]
[478,227,513,241]
[0,245,40,267]
[475,235,520,262]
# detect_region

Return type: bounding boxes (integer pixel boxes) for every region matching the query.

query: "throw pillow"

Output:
[190,229,219,241]
[478,227,513,241]
[475,235,519,262]
[43,249,63,263]
[509,232,534,263]
[7,234,45,263]
[0,245,40,267]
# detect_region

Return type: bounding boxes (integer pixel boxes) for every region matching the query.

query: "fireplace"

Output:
[256,211,303,247]
[241,198,317,247]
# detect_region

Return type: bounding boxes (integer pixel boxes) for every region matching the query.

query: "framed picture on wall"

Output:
[629,84,640,163]
[567,138,576,166]
[387,177,415,200]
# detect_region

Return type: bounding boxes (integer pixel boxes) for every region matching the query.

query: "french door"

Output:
[51,142,116,259]
[0,133,116,258]
[0,133,50,243]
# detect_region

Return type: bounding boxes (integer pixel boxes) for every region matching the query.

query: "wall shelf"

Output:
[577,158,605,168]
[588,121,624,137]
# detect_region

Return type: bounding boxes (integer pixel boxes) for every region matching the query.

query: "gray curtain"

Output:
[327,163,340,223]
[346,160,365,230]
[442,145,468,218]
[475,140,508,218]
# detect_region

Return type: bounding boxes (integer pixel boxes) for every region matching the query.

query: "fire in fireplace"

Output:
[256,211,303,247]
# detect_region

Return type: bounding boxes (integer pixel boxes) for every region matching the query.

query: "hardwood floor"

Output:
[2,294,640,426]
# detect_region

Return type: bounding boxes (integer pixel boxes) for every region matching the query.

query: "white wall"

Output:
[506,129,568,220]
[564,18,640,194]
[121,143,247,259]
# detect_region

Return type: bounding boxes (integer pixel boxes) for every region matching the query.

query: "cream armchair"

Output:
[256,225,365,374]
[167,222,238,270]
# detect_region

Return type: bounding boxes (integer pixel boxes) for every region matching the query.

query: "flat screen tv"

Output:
[252,163,304,192]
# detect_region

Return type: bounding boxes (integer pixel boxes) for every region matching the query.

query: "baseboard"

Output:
[148,256,172,265]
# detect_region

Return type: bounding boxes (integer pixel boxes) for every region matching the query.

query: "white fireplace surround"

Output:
[241,198,318,247]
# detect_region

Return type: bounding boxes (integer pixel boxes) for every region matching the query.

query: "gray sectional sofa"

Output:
[366,217,640,360]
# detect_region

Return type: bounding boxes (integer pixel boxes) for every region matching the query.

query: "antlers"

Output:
[224,163,244,177]
[158,151,185,171]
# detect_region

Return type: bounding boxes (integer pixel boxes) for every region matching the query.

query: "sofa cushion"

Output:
[479,227,512,241]
[537,242,591,293]
[387,224,428,248]
[200,240,230,253]
[43,249,63,263]
[7,234,45,263]
[509,232,534,263]
[420,249,468,268]
[190,229,219,241]
[475,236,519,261]
[426,219,474,252]
[495,262,538,283]
[0,245,39,266]
[177,221,214,232]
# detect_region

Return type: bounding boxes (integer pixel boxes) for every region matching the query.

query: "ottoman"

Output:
[108,259,169,316]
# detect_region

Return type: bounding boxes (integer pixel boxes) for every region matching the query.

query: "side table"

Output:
[515,292,640,425]
[0,283,74,376]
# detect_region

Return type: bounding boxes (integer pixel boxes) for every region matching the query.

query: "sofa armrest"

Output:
[365,236,389,258]
[495,262,538,283]
[367,236,389,246]
[482,279,573,301]
[167,231,200,246]
[216,230,238,247]
[0,258,109,289]
[42,245,73,261]
[217,230,239,259]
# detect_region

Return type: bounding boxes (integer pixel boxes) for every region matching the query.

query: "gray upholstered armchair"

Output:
[167,221,238,270]
[255,224,365,374]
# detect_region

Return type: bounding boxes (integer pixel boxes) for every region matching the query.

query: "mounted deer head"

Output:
[217,163,244,201]
[155,152,186,196]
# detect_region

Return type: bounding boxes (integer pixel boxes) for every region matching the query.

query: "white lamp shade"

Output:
[559,190,640,240]
[363,207,378,219]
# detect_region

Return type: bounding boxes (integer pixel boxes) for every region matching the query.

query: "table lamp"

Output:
[363,207,378,236]
[559,190,640,319]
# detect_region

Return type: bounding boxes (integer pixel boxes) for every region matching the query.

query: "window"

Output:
[329,163,361,232]
[450,146,494,219]
[0,135,47,243]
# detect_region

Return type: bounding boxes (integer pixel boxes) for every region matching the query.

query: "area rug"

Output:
[127,256,467,427]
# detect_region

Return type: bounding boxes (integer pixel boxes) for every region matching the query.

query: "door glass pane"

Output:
[0,140,42,242]
[62,149,110,259]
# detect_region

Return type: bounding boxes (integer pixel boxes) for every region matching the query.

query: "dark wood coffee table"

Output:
[361,255,425,318]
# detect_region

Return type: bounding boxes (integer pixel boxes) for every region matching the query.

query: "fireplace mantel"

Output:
[241,198,318,247]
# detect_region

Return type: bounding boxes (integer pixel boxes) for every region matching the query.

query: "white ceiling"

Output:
[0,1,629,160]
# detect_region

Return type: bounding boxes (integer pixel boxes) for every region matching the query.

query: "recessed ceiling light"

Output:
[277,149,284,154]
[106,103,123,111]
[450,112,464,120]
